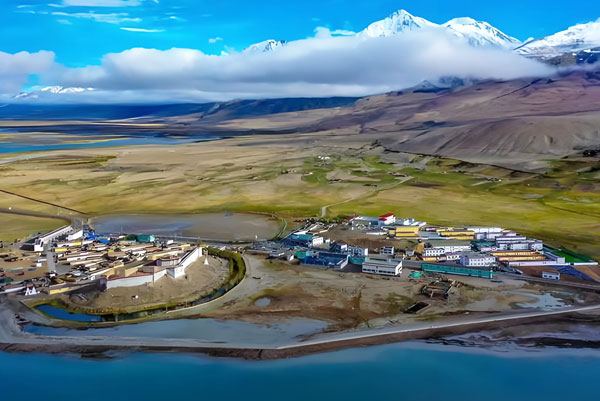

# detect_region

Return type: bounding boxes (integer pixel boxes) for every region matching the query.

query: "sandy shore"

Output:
[2,299,600,360]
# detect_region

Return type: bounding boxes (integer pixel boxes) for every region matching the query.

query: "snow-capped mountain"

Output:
[243,39,286,53]
[239,9,598,63]
[443,17,521,49]
[13,86,93,100]
[41,86,90,94]
[360,9,437,37]
[515,20,600,59]
[359,10,520,49]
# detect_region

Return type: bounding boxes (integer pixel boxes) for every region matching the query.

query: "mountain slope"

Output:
[443,17,521,49]
[359,9,520,49]
[516,20,600,59]
[243,39,287,53]
[197,70,600,166]
[359,9,438,37]
[0,97,358,121]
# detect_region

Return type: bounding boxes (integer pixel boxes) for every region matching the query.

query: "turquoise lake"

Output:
[0,135,216,154]
[2,342,599,401]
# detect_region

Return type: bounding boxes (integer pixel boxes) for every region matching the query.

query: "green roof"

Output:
[294,251,309,259]
[422,263,496,279]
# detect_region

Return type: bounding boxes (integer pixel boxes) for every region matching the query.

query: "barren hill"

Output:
[200,70,600,165]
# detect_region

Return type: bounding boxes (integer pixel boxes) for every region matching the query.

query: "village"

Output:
[1,212,599,310]
[0,225,205,298]
[252,212,600,285]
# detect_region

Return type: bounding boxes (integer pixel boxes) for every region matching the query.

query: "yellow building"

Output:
[438,231,475,237]
[492,251,541,257]
[497,255,546,262]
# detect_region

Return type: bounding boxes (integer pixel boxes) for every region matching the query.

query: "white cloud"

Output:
[0,51,55,94]
[21,30,555,103]
[51,11,141,24]
[314,27,356,38]
[121,27,163,32]
[208,37,223,44]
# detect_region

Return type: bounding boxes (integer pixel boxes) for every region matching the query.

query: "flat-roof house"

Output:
[542,271,560,280]
[460,253,496,268]
[362,257,402,276]
[378,213,396,226]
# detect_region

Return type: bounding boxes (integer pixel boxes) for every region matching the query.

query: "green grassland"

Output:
[0,146,598,261]
[0,213,64,242]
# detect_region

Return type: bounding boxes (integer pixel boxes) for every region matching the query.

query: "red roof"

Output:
[379,213,394,220]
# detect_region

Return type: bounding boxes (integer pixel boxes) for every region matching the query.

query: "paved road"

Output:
[279,303,600,349]
[499,273,600,291]
[2,299,599,353]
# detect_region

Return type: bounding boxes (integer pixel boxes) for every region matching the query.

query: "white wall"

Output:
[107,270,166,289]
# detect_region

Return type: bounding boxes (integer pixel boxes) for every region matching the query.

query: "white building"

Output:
[349,246,368,257]
[362,257,402,276]
[107,271,164,289]
[351,215,379,227]
[423,247,445,257]
[495,235,527,243]
[468,227,502,234]
[311,236,324,247]
[167,247,202,279]
[378,213,396,226]
[543,251,567,264]
[34,225,73,252]
[397,218,427,227]
[542,271,560,280]
[381,246,395,255]
[424,242,472,256]
[444,252,461,261]
[496,239,543,251]
[67,229,83,241]
[460,253,496,267]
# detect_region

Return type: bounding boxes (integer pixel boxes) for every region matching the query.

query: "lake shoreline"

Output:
[3,302,600,360]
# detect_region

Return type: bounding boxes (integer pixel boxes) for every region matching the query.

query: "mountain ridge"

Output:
[244,9,599,62]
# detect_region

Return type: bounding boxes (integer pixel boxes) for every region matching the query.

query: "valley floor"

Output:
[0,130,598,260]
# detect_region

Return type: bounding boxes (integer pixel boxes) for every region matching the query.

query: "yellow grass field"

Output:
[0,131,598,260]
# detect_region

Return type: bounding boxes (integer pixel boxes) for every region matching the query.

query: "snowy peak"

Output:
[12,86,93,100]
[41,86,90,94]
[360,9,437,38]
[443,17,521,49]
[515,20,600,59]
[359,9,520,49]
[243,39,286,53]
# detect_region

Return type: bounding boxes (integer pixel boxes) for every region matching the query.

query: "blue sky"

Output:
[0,0,597,103]
[4,0,600,67]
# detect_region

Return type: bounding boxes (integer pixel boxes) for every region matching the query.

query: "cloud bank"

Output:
[0,50,55,94]
[7,29,554,103]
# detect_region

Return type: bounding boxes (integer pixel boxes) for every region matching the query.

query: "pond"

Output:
[37,304,103,323]
[25,317,328,346]
[89,212,281,241]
